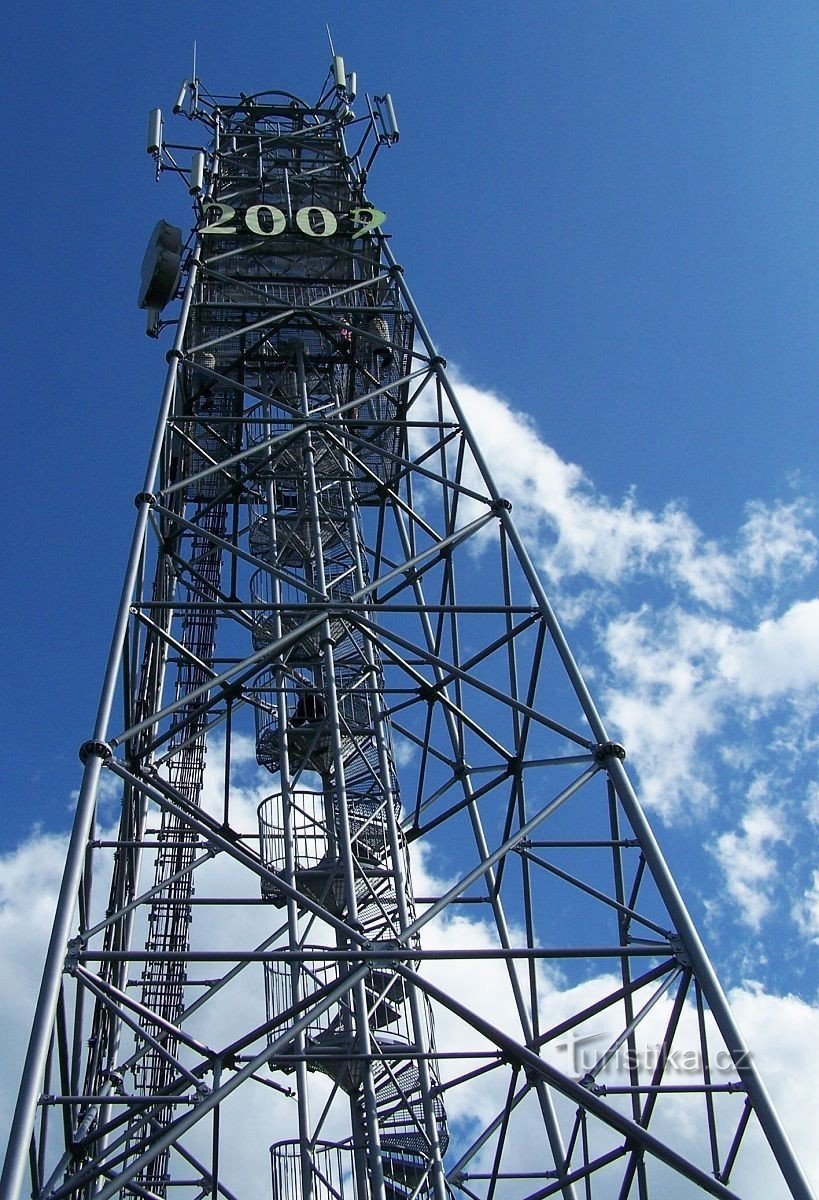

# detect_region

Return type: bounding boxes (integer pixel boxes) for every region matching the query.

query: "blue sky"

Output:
[1,1,818,1180]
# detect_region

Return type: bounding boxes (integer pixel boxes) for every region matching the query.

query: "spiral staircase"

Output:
[250,339,449,1200]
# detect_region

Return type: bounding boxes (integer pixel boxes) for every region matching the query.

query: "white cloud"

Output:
[718,599,819,698]
[806,782,819,827]
[417,372,818,713]
[423,372,816,610]
[599,598,819,825]
[0,830,70,1079]
[737,499,818,589]
[792,871,819,943]
[727,984,819,1187]
[712,800,788,929]
[410,846,819,1194]
[2,793,818,1195]
[602,606,727,815]
[411,371,819,949]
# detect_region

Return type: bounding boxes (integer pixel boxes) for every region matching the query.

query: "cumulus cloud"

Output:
[423,373,817,610]
[727,984,819,1186]
[602,606,727,815]
[792,871,819,944]
[737,500,819,589]
[805,782,819,827]
[411,845,819,1193]
[0,829,71,1105]
[599,599,819,819]
[712,798,788,928]
[2,769,818,1194]
[416,370,817,946]
[0,752,309,1189]
[718,599,819,698]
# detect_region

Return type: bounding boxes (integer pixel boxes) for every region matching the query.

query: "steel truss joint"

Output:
[491,496,512,513]
[78,739,113,764]
[134,491,157,509]
[64,936,83,973]
[668,933,692,969]
[593,740,627,764]
[579,1071,604,1095]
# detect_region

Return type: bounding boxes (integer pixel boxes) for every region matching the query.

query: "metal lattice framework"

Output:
[2,61,814,1200]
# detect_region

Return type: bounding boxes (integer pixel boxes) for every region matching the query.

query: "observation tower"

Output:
[2,58,813,1200]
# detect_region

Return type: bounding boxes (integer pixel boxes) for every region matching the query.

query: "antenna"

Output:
[325,24,335,57]
[382,94,399,141]
[173,80,188,114]
[146,108,162,156]
[374,94,400,144]
[192,39,197,80]
[189,150,205,194]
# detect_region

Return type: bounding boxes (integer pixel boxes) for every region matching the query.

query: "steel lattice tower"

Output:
[2,60,814,1200]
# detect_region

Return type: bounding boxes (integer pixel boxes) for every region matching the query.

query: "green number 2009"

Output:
[199,203,386,240]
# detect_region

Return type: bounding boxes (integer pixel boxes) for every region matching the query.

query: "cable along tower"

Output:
[2,59,814,1200]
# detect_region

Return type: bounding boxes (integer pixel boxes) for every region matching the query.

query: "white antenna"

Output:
[374,94,400,143]
[192,40,198,80]
[189,150,205,195]
[325,24,335,57]
[146,108,162,155]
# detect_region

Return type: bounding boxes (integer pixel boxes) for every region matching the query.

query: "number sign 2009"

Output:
[199,203,386,240]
